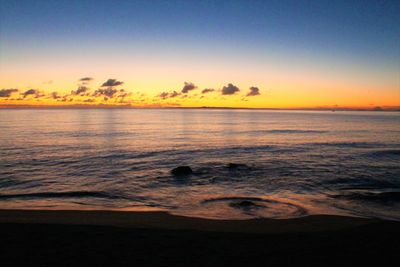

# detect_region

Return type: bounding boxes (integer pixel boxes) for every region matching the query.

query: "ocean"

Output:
[0,109,399,220]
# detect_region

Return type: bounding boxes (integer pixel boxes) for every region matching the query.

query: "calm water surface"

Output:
[0,109,399,220]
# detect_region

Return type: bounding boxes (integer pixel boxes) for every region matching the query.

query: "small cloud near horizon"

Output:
[221,83,240,95]
[0,88,19,97]
[93,87,118,98]
[202,88,214,94]
[22,89,42,98]
[71,86,89,96]
[246,86,260,96]
[79,77,93,82]
[181,82,197,93]
[159,91,180,99]
[50,92,61,99]
[101,79,123,87]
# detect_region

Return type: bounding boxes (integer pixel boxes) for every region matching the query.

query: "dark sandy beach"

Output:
[1,209,399,266]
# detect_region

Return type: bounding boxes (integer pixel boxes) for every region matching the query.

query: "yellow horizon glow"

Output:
[1,48,399,109]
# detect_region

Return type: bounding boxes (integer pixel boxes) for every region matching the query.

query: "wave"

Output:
[264,129,327,134]
[306,142,396,149]
[365,150,400,158]
[332,191,400,203]
[201,196,307,217]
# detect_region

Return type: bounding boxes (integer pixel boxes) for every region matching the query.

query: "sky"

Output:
[0,0,399,109]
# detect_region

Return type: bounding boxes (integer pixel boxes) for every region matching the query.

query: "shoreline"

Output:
[0,209,391,233]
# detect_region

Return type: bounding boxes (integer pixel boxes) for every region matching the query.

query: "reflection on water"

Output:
[0,109,399,220]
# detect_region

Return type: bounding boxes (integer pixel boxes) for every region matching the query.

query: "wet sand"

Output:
[1,209,399,266]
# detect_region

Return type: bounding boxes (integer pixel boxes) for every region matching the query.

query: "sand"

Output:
[1,209,399,266]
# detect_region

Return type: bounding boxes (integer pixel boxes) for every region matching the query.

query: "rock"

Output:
[238,200,256,206]
[229,200,259,208]
[171,166,193,176]
[227,163,247,169]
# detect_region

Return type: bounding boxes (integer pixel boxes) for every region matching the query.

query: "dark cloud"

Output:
[93,87,118,98]
[202,88,214,94]
[79,77,93,82]
[101,79,123,87]
[159,91,180,99]
[116,89,132,103]
[0,88,18,97]
[159,92,169,99]
[118,92,131,98]
[221,83,240,95]
[246,86,260,96]
[169,91,180,98]
[83,99,95,103]
[50,92,61,99]
[22,89,42,98]
[181,82,197,93]
[71,86,89,96]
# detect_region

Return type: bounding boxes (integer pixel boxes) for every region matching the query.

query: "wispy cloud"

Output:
[93,88,118,98]
[159,90,180,99]
[202,88,214,94]
[159,92,169,99]
[22,89,43,98]
[79,77,93,82]
[0,88,18,97]
[71,86,89,96]
[50,92,61,99]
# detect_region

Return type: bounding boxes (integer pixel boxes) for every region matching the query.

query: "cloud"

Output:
[246,86,260,96]
[221,83,240,95]
[159,92,169,99]
[83,99,96,103]
[93,87,118,98]
[0,88,18,97]
[22,89,43,98]
[181,82,197,93]
[169,91,180,98]
[50,92,61,99]
[117,89,131,98]
[79,77,93,82]
[71,86,89,96]
[159,91,180,99]
[202,88,214,94]
[101,79,123,87]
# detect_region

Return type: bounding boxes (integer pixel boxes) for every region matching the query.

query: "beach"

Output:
[1,209,399,266]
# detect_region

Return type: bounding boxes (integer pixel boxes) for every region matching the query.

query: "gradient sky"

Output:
[0,0,399,108]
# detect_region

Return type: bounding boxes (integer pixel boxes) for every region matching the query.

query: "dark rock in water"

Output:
[227,163,248,169]
[171,166,193,176]
[237,200,256,206]
[229,200,259,209]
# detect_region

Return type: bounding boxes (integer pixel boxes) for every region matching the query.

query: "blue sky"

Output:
[0,0,399,108]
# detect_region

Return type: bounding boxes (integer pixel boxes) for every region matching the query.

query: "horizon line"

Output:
[1,104,399,112]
